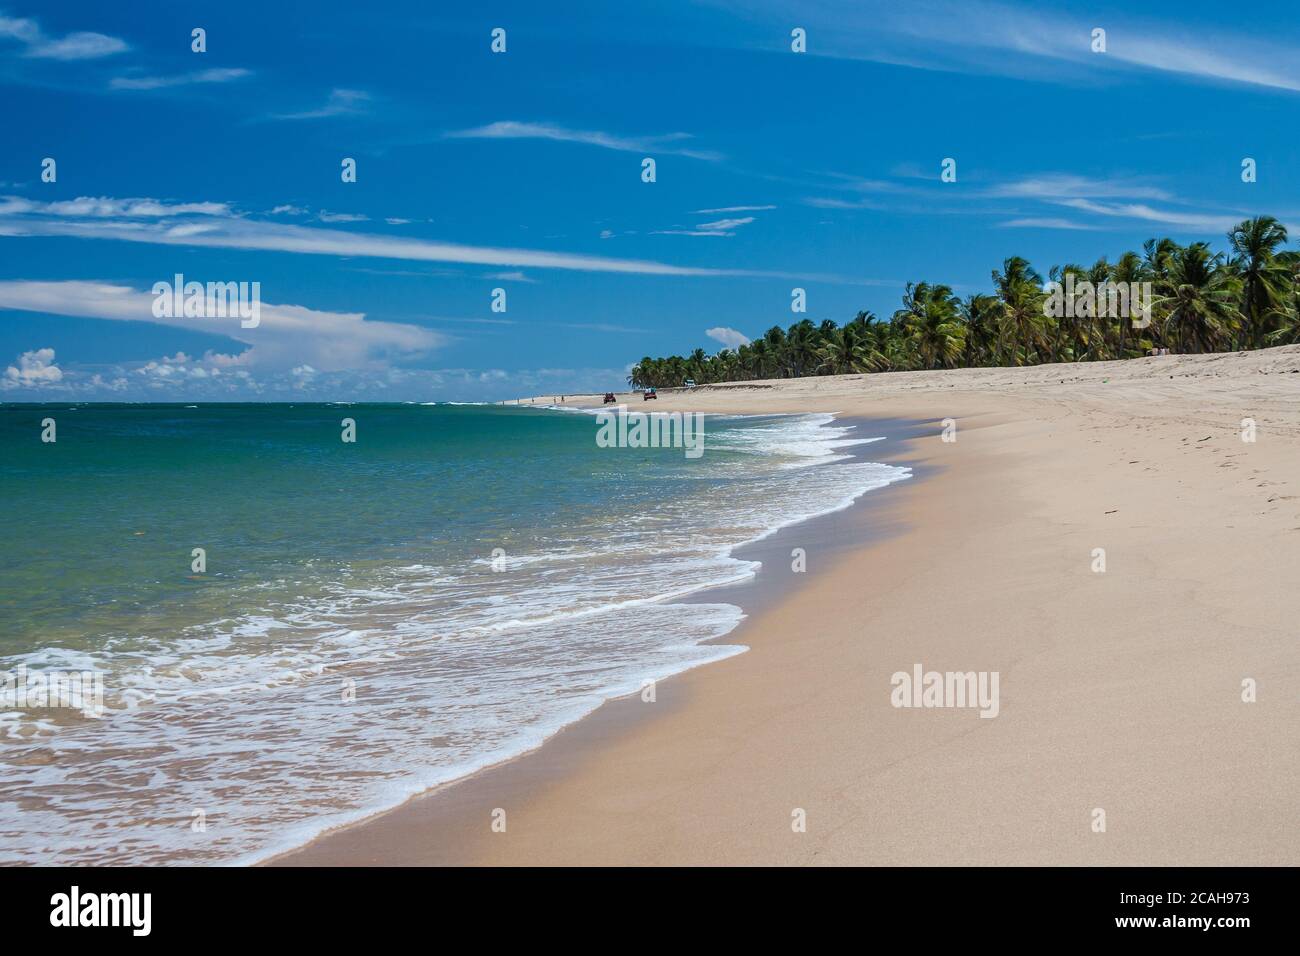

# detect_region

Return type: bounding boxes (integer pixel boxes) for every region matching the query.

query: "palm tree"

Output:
[712,349,738,382]
[686,348,708,384]
[1047,262,1087,362]
[1110,250,1148,357]
[896,282,930,322]
[1265,250,1300,345]
[783,320,820,377]
[992,257,1048,365]
[1155,243,1242,354]
[1227,216,1290,349]
[959,294,1000,366]
[905,284,965,369]
[1142,237,1179,283]
[627,223,1295,386]
[883,328,914,371]
[665,355,687,388]
[1081,258,1115,360]
[762,326,787,377]
[817,324,868,374]
[855,320,891,371]
[747,338,776,379]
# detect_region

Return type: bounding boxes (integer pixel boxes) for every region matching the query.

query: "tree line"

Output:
[627,216,1299,388]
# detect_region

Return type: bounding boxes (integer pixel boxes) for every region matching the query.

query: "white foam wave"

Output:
[0,412,909,865]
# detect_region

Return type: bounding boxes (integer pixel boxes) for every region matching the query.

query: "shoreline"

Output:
[275,349,1300,866]
[262,412,920,866]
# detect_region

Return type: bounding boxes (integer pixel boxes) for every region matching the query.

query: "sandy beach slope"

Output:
[274,347,1300,865]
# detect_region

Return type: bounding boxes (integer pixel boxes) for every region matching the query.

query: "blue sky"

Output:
[2,0,1297,401]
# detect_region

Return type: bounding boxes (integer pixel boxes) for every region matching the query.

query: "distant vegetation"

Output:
[628,216,1299,388]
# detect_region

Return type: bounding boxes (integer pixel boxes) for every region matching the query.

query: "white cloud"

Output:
[273,88,370,120]
[317,210,369,223]
[2,347,62,388]
[741,0,1300,93]
[693,205,776,213]
[0,15,40,43]
[0,195,231,218]
[1057,198,1239,232]
[137,352,218,381]
[803,197,882,211]
[0,281,444,372]
[998,217,1102,230]
[654,215,755,237]
[445,121,722,161]
[1115,31,1300,93]
[87,372,129,392]
[30,32,124,60]
[0,196,746,277]
[706,327,750,349]
[696,216,754,232]
[0,14,126,60]
[557,322,642,334]
[985,174,1172,201]
[0,358,651,402]
[110,68,252,91]
[804,164,1235,235]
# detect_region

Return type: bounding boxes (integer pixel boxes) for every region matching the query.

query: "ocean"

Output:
[0,402,910,864]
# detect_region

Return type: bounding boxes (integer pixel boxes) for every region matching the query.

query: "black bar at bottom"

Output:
[0,865,1287,941]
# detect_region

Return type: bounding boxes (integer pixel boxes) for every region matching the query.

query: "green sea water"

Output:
[0,402,909,863]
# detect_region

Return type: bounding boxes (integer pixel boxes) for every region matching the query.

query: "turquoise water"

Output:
[0,403,909,864]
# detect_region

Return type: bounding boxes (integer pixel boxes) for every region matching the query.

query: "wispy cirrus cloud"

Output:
[985,174,1173,202]
[556,322,644,334]
[1055,198,1241,233]
[110,68,252,91]
[0,196,888,284]
[272,88,371,120]
[803,196,884,211]
[0,195,744,276]
[815,171,1169,203]
[693,204,776,213]
[445,121,723,161]
[804,166,1241,235]
[0,12,126,60]
[722,0,1300,93]
[317,210,369,223]
[654,215,755,237]
[997,217,1102,230]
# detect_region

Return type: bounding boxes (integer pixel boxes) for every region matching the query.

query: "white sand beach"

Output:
[274,347,1300,865]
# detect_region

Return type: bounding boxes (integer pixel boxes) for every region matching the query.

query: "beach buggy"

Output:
[643,387,657,401]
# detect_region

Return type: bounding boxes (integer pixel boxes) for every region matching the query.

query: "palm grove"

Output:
[627,216,1299,388]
